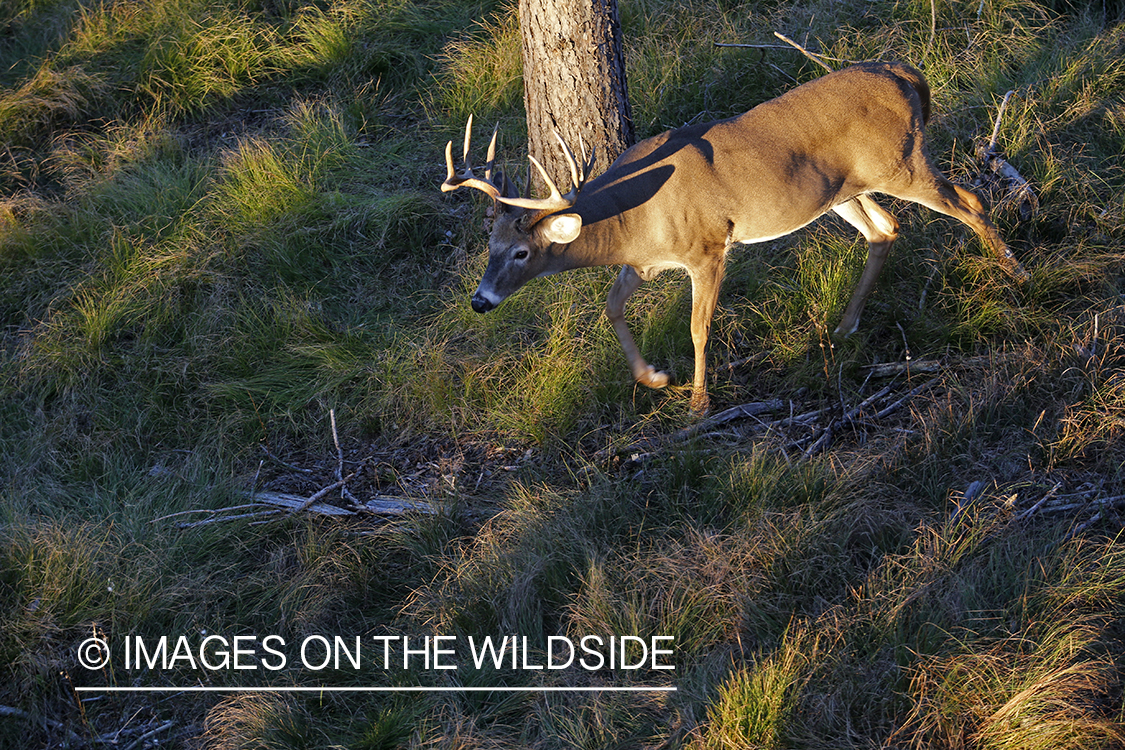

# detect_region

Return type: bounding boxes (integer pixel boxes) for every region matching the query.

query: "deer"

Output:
[441,61,1028,414]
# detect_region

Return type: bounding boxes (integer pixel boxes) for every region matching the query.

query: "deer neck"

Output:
[544,203,635,274]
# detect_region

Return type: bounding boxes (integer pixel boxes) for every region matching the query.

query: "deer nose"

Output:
[471,294,494,313]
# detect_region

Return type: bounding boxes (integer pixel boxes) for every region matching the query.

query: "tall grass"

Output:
[2,0,1124,747]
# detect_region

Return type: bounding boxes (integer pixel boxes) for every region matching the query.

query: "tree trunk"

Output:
[518,0,634,193]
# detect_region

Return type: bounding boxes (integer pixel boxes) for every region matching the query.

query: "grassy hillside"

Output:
[1,0,1123,747]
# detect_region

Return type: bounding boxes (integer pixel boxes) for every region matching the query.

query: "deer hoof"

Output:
[689,391,711,415]
[636,366,670,389]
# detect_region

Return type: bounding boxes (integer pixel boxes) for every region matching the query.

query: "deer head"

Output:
[442,116,594,312]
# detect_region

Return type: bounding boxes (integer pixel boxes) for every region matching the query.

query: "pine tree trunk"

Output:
[518,0,634,193]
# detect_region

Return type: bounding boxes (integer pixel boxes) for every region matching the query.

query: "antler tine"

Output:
[461,114,474,170]
[444,139,456,184]
[552,130,582,195]
[494,130,595,216]
[496,154,573,214]
[441,115,503,200]
[578,136,596,191]
[484,124,498,182]
[528,154,565,202]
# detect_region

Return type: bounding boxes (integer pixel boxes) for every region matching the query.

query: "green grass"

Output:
[2,0,1124,747]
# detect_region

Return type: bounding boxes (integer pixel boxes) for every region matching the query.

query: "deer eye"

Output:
[513,249,529,260]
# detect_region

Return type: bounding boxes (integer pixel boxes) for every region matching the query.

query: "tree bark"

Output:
[518,0,634,193]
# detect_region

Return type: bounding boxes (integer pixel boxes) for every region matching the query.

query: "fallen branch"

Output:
[172,491,435,528]
[255,490,435,517]
[1016,481,1064,521]
[1062,511,1104,544]
[673,399,786,441]
[294,473,357,512]
[952,480,987,520]
[862,359,943,378]
[799,380,934,458]
[974,90,1039,220]
[872,381,932,420]
[123,720,174,750]
[1,703,76,739]
[259,443,313,473]
[714,350,771,375]
[1023,490,1125,517]
[862,353,1018,378]
[175,509,285,529]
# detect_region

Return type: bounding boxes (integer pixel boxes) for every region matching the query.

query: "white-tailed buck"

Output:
[442,62,1028,413]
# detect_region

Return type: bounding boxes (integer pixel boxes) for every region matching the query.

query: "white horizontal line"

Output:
[76,686,676,693]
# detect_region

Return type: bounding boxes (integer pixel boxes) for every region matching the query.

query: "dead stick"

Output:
[674,399,785,440]
[259,443,313,473]
[176,510,284,529]
[1062,511,1103,543]
[153,504,263,523]
[801,385,901,457]
[1016,482,1064,520]
[987,91,1016,153]
[715,350,770,374]
[294,472,358,513]
[871,381,933,420]
[330,408,343,483]
[773,32,833,72]
[123,721,174,750]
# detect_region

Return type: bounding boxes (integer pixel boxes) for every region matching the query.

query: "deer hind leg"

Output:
[607,265,669,389]
[832,194,900,336]
[894,166,1029,282]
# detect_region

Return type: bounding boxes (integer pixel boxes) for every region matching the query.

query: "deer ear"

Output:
[538,213,582,244]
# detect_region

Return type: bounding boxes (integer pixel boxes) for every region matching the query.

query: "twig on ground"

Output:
[1062,511,1104,544]
[714,350,771,375]
[154,504,264,523]
[1037,495,1125,514]
[259,443,313,473]
[328,408,363,505]
[863,359,943,378]
[952,480,986,520]
[871,381,931,420]
[171,489,435,528]
[294,472,358,512]
[1,704,77,739]
[862,353,1018,378]
[975,90,1039,220]
[175,509,285,529]
[673,399,786,441]
[772,32,835,72]
[1016,481,1064,520]
[331,409,343,483]
[987,91,1015,153]
[123,720,174,750]
[799,380,935,459]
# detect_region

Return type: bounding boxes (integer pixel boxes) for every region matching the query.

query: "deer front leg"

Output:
[688,257,726,414]
[607,265,669,389]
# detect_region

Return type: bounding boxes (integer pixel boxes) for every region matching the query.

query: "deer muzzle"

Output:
[471,292,495,313]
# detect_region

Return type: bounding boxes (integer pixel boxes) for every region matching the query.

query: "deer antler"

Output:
[442,117,596,222]
[502,132,596,223]
[442,114,502,199]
